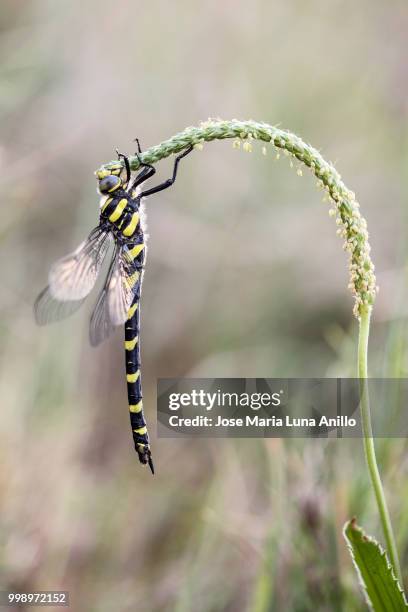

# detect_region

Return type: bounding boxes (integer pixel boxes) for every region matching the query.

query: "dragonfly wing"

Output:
[34,226,112,326]
[34,286,86,325]
[89,244,142,347]
[49,226,112,300]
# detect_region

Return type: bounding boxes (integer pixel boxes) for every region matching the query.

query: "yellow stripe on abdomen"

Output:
[127,370,140,383]
[128,243,145,259]
[129,398,142,413]
[127,272,140,289]
[127,303,138,320]
[134,426,147,435]
[125,337,138,351]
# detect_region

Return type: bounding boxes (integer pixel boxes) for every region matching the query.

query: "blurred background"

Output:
[1,1,408,610]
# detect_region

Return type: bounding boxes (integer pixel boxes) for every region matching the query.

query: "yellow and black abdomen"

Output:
[124,241,153,471]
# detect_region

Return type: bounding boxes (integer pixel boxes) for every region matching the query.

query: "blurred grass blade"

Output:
[343,518,407,611]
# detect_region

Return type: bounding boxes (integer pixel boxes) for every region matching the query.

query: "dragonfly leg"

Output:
[129,165,156,192]
[134,137,142,154]
[116,150,131,183]
[139,145,193,198]
[132,139,153,171]
[127,139,157,191]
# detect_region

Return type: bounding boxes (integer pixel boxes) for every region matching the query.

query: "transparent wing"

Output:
[34,226,112,326]
[34,286,87,325]
[48,226,112,301]
[89,245,142,347]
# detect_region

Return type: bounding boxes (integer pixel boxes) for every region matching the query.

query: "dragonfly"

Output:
[34,141,193,474]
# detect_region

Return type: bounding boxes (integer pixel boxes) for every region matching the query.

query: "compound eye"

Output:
[99,175,121,193]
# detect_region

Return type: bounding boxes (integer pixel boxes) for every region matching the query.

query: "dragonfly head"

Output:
[95,162,124,194]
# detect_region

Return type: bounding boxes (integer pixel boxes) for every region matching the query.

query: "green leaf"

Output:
[344,518,408,611]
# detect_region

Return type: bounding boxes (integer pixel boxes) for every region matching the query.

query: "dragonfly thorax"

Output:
[99,192,142,239]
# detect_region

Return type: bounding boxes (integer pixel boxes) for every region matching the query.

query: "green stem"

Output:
[99,119,400,580]
[359,306,402,583]
[100,119,376,320]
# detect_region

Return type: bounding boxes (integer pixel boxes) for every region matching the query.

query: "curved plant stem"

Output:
[99,119,401,580]
[359,306,402,583]
[100,119,376,319]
